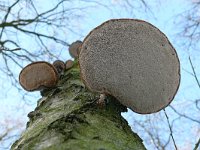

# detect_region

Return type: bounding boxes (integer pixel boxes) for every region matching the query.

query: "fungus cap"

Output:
[65,60,74,70]
[79,19,180,114]
[53,60,65,74]
[69,40,82,58]
[19,61,59,91]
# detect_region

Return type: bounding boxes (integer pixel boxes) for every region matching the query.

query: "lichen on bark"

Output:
[11,60,146,150]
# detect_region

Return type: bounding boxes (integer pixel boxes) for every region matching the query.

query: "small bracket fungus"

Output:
[69,40,82,58]
[19,61,59,91]
[53,60,65,75]
[79,19,180,114]
[65,59,74,70]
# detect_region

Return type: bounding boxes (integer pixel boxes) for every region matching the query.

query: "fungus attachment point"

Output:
[65,60,74,70]
[79,19,180,114]
[96,94,106,108]
[69,40,82,58]
[53,60,65,75]
[19,61,59,91]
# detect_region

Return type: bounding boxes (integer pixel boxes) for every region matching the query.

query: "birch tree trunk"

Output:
[11,60,146,150]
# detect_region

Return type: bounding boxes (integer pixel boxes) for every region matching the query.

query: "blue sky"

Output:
[0,0,199,149]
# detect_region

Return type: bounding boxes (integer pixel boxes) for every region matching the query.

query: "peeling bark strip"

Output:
[12,61,146,150]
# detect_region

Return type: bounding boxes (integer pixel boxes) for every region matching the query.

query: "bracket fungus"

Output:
[79,19,180,114]
[19,61,59,91]
[65,59,74,70]
[53,60,65,75]
[69,40,82,58]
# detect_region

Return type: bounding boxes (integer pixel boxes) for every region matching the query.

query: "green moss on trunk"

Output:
[11,61,146,150]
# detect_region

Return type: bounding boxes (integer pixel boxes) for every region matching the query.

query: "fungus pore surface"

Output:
[79,19,180,114]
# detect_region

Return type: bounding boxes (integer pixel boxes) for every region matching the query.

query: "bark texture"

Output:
[11,60,146,150]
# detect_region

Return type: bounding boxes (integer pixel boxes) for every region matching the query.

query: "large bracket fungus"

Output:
[79,19,180,114]
[19,61,59,91]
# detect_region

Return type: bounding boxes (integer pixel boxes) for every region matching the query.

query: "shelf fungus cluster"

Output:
[19,40,81,92]
[19,60,73,92]
[78,19,180,114]
[19,19,180,114]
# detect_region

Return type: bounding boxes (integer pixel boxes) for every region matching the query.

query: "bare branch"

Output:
[169,105,200,124]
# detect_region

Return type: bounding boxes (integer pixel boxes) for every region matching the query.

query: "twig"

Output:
[169,105,200,124]
[163,109,178,150]
[189,56,200,89]
[195,99,200,111]
[194,137,200,150]
[0,0,20,39]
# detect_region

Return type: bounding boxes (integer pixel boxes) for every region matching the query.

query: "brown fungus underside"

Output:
[19,61,59,91]
[79,19,180,114]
